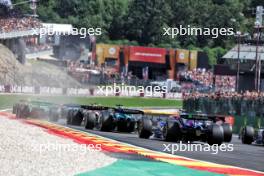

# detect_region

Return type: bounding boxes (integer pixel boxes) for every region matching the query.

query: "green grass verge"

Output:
[0,94,182,109]
[77,159,225,176]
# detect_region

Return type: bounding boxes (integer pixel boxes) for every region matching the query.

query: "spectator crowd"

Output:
[179,68,236,93]
[0,17,42,33]
[215,75,236,92]
[180,68,213,87]
[183,91,264,116]
[0,9,42,34]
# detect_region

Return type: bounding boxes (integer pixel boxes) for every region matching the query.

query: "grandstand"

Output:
[0,2,42,63]
[221,44,264,91]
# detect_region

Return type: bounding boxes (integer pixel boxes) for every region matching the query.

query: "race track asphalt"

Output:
[57,120,264,172]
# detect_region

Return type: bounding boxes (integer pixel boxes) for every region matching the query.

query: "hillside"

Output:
[0,44,82,87]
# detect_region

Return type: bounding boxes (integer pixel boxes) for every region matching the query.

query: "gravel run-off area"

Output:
[0,116,117,176]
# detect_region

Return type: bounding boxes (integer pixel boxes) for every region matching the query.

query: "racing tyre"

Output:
[163,122,181,142]
[222,123,232,142]
[241,126,254,144]
[17,105,29,119]
[138,118,152,139]
[207,124,224,145]
[66,110,73,125]
[71,110,83,126]
[97,113,114,132]
[84,112,96,129]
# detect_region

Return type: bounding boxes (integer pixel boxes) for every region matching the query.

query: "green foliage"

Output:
[11,0,260,64]
[203,47,227,65]
[124,0,172,45]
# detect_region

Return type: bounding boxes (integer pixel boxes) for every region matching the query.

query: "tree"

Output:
[203,47,227,65]
[20,0,128,41]
[124,0,172,45]
[10,0,261,56]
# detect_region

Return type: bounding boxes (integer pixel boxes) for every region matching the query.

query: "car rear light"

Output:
[225,116,235,126]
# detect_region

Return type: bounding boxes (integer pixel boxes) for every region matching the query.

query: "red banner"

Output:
[129,46,166,64]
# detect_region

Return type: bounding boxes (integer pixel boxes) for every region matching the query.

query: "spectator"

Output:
[179,69,236,93]
[0,9,42,34]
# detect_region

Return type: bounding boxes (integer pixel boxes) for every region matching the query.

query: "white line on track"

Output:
[0,109,11,112]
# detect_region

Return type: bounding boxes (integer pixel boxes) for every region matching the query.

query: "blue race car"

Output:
[138,110,233,145]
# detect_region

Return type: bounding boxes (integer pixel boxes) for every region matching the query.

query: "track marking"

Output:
[27,119,264,176]
[1,112,263,176]
[33,119,264,175]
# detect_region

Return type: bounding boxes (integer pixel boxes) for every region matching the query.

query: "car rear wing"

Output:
[207,115,235,125]
[185,114,234,125]
[114,108,144,115]
[207,115,225,121]
[81,105,109,110]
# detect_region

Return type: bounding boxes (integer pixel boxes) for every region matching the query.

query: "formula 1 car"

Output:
[61,104,82,124]
[84,106,144,132]
[241,126,264,145]
[65,104,104,126]
[138,110,233,145]
[13,100,60,121]
[13,100,25,114]
[66,105,144,132]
